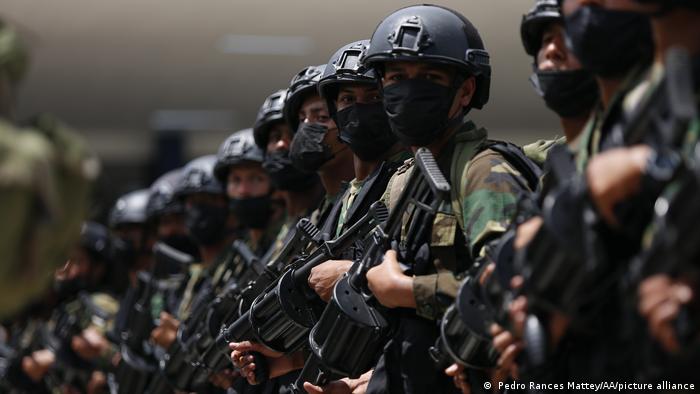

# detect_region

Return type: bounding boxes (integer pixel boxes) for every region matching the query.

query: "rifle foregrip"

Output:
[291,354,334,393]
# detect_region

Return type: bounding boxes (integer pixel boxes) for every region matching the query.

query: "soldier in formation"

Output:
[1,2,699,393]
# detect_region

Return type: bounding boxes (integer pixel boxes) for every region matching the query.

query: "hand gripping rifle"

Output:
[428,253,504,374]
[291,147,451,391]
[626,147,700,351]
[147,219,316,389]
[215,201,389,370]
[156,237,271,392]
[427,189,545,372]
[42,292,111,392]
[111,242,194,394]
[191,219,324,385]
[188,239,292,387]
[237,218,325,317]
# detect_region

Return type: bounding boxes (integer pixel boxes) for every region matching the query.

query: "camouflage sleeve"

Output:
[413,149,530,320]
[413,269,460,320]
[461,148,530,258]
[87,293,120,369]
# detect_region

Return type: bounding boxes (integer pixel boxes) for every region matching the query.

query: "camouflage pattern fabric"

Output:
[0,116,97,319]
[384,121,532,320]
[0,20,29,84]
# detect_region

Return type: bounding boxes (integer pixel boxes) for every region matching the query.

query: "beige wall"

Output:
[3,0,562,163]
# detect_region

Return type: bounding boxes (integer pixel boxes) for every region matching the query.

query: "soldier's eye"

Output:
[339,95,355,104]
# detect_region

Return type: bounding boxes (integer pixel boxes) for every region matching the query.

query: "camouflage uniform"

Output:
[332,150,412,239]
[382,121,531,320]
[0,116,97,321]
[369,121,531,394]
[623,55,700,384]
[0,21,97,319]
[4,292,118,394]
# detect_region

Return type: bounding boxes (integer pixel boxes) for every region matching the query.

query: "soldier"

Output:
[521,0,598,145]
[215,128,283,256]
[499,0,657,386]
[213,128,286,391]
[302,39,410,393]
[14,222,121,394]
[229,63,363,388]
[146,167,200,260]
[0,19,98,319]
[253,89,325,261]
[109,189,154,285]
[147,155,241,392]
[232,40,411,391]
[350,5,534,393]
[150,155,232,337]
[444,2,602,391]
[286,64,355,219]
[574,0,700,382]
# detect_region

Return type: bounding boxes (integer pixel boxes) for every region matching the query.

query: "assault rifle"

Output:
[292,148,451,391]
[41,292,111,392]
[215,201,389,365]
[109,242,193,394]
[519,47,697,370]
[627,139,700,351]
[154,236,272,392]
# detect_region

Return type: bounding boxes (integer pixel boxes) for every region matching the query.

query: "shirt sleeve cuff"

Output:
[413,274,439,320]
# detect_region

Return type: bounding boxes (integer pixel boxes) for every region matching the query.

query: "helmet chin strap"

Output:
[327,144,350,164]
[443,73,469,134]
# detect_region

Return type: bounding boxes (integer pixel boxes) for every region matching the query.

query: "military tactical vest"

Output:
[385,124,541,275]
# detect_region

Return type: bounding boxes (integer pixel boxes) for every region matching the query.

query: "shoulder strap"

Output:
[449,131,487,230]
[482,140,543,192]
[450,136,543,231]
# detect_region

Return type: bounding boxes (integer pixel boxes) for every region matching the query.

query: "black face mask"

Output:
[184,202,228,246]
[289,123,335,172]
[113,237,136,268]
[564,6,653,78]
[530,70,599,118]
[382,78,464,147]
[160,234,200,260]
[229,195,272,230]
[53,277,89,300]
[335,102,398,161]
[262,149,317,192]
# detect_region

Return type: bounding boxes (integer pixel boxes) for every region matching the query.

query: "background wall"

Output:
[2,0,561,217]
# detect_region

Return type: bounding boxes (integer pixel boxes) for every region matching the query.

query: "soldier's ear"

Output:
[458,76,476,108]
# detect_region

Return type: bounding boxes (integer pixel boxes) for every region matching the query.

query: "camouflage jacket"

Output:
[0,116,97,319]
[383,120,532,320]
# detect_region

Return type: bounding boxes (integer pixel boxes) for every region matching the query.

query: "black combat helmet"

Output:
[318,40,376,117]
[283,64,327,133]
[362,4,491,110]
[146,168,185,221]
[214,128,264,183]
[634,0,700,11]
[80,221,115,264]
[176,155,224,197]
[80,221,129,294]
[521,0,561,57]
[253,89,288,149]
[522,0,598,119]
[318,39,398,159]
[109,189,150,229]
